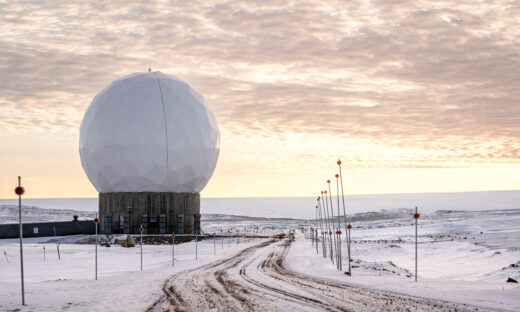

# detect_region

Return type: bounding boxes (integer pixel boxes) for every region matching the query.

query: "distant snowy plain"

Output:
[1,190,519,219]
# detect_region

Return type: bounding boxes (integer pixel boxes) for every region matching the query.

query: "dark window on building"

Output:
[105,216,112,234]
[159,214,166,234]
[119,215,129,234]
[176,214,184,234]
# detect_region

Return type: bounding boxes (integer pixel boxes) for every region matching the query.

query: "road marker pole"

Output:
[43,246,45,261]
[321,192,331,259]
[195,232,198,260]
[337,230,342,271]
[318,197,326,258]
[347,224,352,276]
[315,229,319,254]
[414,207,420,282]
[315,205,321,255]
[213,232,216,255]
[221,229,223,250]
[335,174,343,271]
[15,177,25,305]
[93,216,99,280]
[337,160,349,239]
[313,208,318,244]
[311,225,314,247]
[326,185,337,267]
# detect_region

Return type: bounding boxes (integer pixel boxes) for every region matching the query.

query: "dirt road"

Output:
[147,232,484,312]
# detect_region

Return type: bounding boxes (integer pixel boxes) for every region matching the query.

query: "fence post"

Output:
[172,233,175,267]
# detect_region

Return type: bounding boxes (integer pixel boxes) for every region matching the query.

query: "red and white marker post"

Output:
[336,230,342,271]
[15,177,25,305]
[414,207,420,282]
[93,216,99,280]
[139,225,144,271]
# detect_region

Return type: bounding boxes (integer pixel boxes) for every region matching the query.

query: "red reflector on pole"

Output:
[15,186,25,196]
[93,218,99,223]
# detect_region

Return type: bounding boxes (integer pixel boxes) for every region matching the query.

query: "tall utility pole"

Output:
[320,194,329,258]
[327,182,338,269]
[324,190,334,264]
[335,174,342,271]
[15,177,25,305]
[314,206,317,248]
[315,206,320,254]
[317,198,325,258]
[337,159,350,274]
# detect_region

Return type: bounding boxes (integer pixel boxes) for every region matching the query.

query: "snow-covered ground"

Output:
[0,235,264,311]
[290,209,520,311]
[1,204,519,311]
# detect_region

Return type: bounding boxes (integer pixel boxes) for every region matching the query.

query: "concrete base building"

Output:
[99,192,201,235]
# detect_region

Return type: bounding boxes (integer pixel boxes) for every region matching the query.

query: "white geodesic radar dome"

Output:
[79,72,220,193]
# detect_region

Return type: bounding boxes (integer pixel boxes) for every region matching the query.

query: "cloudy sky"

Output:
[1,0,519,198]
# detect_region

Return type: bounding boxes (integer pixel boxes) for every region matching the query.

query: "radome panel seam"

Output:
[153,73,170,187]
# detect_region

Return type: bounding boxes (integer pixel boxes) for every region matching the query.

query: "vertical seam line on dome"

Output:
[153,73,170,187]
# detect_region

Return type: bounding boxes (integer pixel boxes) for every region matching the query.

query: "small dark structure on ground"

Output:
[0,218,95,239]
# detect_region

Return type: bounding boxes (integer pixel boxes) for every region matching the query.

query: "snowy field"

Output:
[1,197,519,310]
[291,209,520,311]
[0,235,266,311]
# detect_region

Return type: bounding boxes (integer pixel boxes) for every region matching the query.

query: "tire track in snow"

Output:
[148,232,486,312]
[257,232,490,312]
